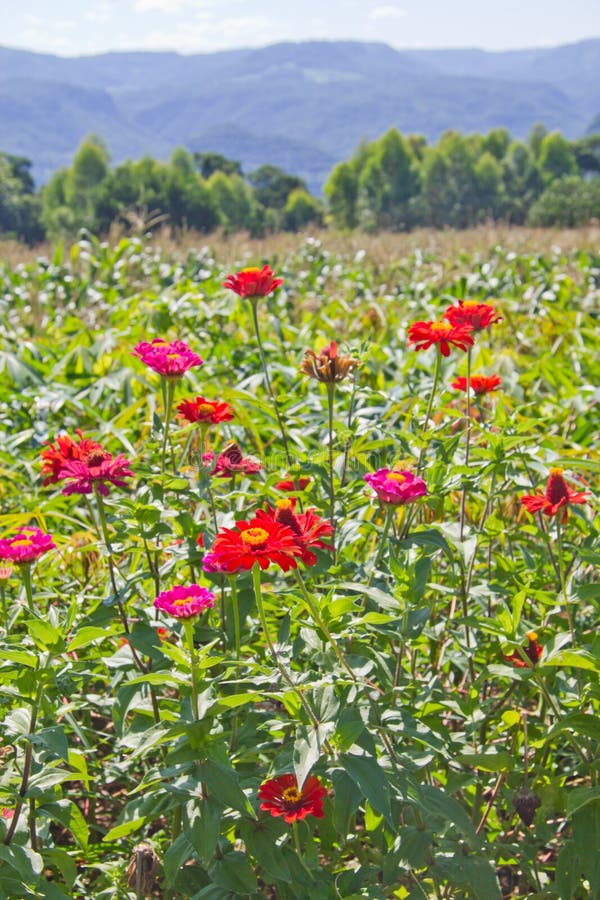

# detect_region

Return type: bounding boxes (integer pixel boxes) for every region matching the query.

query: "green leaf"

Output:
[0,649,38,668]
[197,759,255,818]
[68,626,117,650]
[342,752,393,827]
[31,726,69,763]
[103,816,146,842]
[208,851,258,895]
[543,649,599,672]
[419,784,477,842]
[39,800,89,851]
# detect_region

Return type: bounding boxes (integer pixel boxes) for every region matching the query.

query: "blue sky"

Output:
[4,0,600,56]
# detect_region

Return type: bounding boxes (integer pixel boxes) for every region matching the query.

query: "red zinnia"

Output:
[211,442,262,478]
[258,774,327,823]
[452,374,502,395]
[505,632,543,668]
[203,514,301,573]
[256,501,333,566]
[40,430,105,485]
[444,300,502,331]
[275,475,312,492]
[0,527,55,565]
[223,265,283,298]
[177,397,234,425]
[132,339,203,378]
[520,468,590,520]
[407,320,474,357]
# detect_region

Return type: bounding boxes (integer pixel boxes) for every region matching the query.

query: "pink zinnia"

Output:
[132,339,203,378]
[154,584,216,619]
[58,451,133,496]
[0,527,55,564]
[364,469,427,505]
[211,442,262,478]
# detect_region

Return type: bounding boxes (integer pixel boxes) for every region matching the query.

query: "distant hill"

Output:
[1,39,599,192]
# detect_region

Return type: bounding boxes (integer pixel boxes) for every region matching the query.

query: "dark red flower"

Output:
[40,430,105,485]
[451,374,502,395]
[258,774,327,823]
[275,476,312,492]
[223,265,283,298]
[211,441,262,478]
[256,501,333,566]
[505,632,543,668]
[407,320,474,357]
[520,468,590,520]
[203,514,301,573]
[177,397,235,425]
[444,300,502,331]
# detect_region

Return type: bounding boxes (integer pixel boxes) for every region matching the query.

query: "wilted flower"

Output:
[154,584,215,619]
[258,773,327,823]
[505,631,543,668]
[444,300,502,331]
[132,339,203,379]
[0,528,55,565]
[223,265,283,298]
[0,565,14,580]
[300,341,359,384]
[177,396,234,425]
[407,320,474,356]
[203,514,301,573]
[365,469,427,506]
[452,374,502,395]
[257,500,333,566]
[520,468,589,520]
[211,442,262,478]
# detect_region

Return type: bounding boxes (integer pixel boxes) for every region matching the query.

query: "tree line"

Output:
[2,125,600,243]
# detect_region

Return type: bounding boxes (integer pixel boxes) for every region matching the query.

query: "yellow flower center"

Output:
[167,353,181,360]
[172,595,195,606]
[240,527,269,547]
[152,340,169,347]
[276,499,293,511]
[241,267,260,275]
[387,472,406,484]
[526,631,538,642]
[195,403,214,415]
[430,321,452,335]
[282,786,302,804]
[11,539,33,548]
[462,300,480,308]
[549,467,563,476]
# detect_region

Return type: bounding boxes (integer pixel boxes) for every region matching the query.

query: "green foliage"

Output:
[528,175,600,226]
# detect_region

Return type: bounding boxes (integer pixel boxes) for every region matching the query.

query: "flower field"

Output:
[0,232,598,899]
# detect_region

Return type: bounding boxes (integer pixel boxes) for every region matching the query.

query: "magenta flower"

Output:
[58,453,134,496]
[154,584,216,619]
[364,469,427,505]
[201,551,229,574]
[0,528,55,564]
[132,339,204,379]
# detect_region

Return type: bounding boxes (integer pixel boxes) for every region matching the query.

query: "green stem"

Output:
[183,618,200,720]
[161,377,176,474]
[20,565,35,613]
[249,298,292,468]
[230,576,241,657]
[294,569,356,683]
[292,821,316,882]
[459,346,472,542]
[416,349,442,475]
[251,564,320,730]
[555,517,575,646]
[326,382,336,559]
[371,506,394,576]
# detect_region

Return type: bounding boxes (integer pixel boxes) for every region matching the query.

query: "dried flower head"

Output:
[300,341,359,383]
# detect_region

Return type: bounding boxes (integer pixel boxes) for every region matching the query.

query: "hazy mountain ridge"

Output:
[1,38,599,191]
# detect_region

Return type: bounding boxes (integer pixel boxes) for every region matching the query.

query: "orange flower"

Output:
[223,265,283,298]
[520,468,589,520]
[444,300,502,331]
[407,320,474,357]
[452,374,502,395]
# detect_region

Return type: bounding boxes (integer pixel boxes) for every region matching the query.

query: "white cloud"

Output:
[134,0,187,12]
[369,5,406,19]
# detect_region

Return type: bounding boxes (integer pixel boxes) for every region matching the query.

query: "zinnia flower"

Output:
[275,476,312,492]
[258,774,327,823]
[365,469,427,506]
[154,584,215,619]
[505,632,543,668]
[256,501,333,566]
[407,320,474,357]
[203,514,301,573]
[520,468,589,520]
[132,339,203,378]
[452,374,502,395]
[444,300,502,331]
[223,265,283,298]
[211,442,262,478]
[300,341,359,383]
[40,430,105,485]
[177,397,234,425]
[0,528,55,564]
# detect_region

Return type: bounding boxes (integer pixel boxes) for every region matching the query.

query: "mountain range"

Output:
[1,38,600,193]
